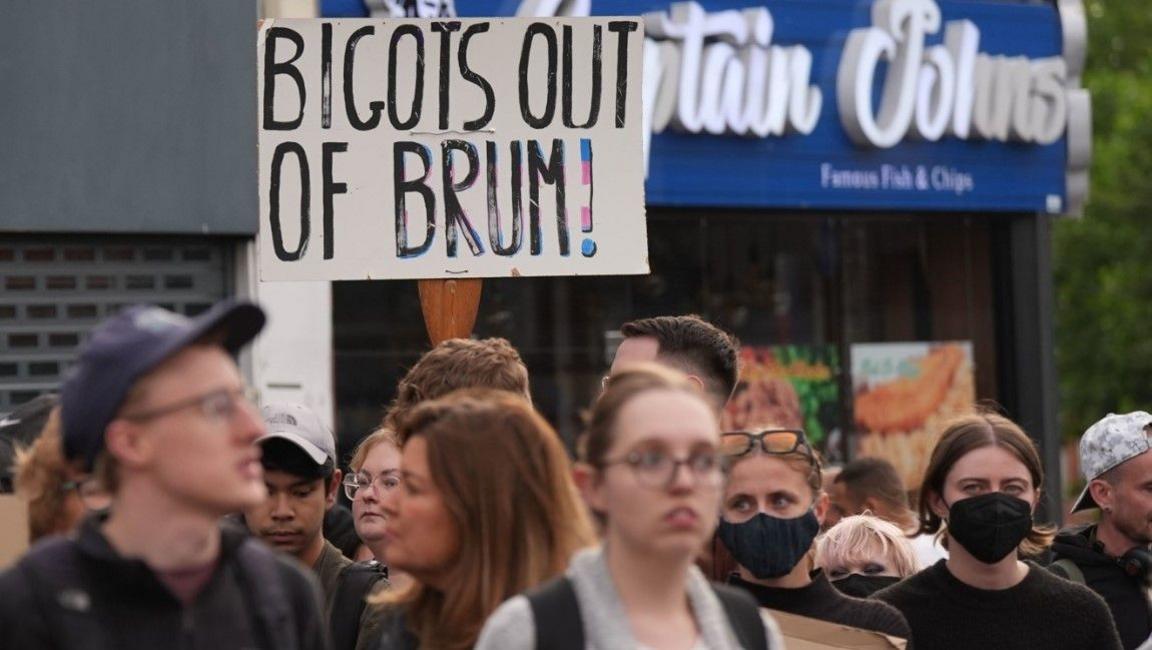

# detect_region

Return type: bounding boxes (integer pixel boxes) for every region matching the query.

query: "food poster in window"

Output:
[721,345,842,458]
[850,341,976,489]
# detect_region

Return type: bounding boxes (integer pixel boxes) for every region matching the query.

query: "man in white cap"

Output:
[244,402,352,610]
[1050,411,1152,650]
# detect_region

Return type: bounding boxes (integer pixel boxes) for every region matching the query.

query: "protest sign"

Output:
[257,17,647,281]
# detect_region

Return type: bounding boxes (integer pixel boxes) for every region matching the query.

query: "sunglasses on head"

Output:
[719,428,815,462]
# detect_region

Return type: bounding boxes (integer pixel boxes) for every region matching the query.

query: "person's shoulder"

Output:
[872,563,943,606]
[475,595,535,650]
[1027,561,1113,607]
[832,591,911,639]
[235,536,323,601]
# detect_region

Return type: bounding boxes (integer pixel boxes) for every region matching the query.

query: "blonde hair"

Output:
[815,514,919,578]
[14,408,77,542]
[348,426,400,472]
[378,389,594,649]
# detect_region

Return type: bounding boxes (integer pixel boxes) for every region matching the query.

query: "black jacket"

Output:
[1050,524,1152,650]
[0,516,329,650]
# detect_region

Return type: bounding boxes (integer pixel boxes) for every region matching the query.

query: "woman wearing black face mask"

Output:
[717,429,911,643]
[814,514,919,598]
[873,413,1122,650]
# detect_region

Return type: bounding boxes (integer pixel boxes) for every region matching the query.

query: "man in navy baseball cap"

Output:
[0,300,327,649]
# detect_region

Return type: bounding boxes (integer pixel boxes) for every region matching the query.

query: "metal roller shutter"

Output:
[0,238,232,412]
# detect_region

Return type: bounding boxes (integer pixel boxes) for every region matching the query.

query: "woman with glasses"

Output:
[716,427,911,643]
[344,428,403,563]
[14,405,112,543]
[872,413,1122,650]
[477,364,784,650]
[372,388,595,650]
[330,427,404,650]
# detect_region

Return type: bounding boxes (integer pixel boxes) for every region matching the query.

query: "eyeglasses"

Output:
[601,448,724,489]
[720,428,814,462]
[343,469,401,500]
[61,476,112,512]
[121,386,259,423]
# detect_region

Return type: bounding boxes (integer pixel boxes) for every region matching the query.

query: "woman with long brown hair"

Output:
[874,412,1122,649]
[373,388,595,650]
[478,364,783,649]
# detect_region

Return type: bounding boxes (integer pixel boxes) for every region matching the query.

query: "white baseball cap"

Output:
[259,402,336,466]
[1071,411,1152,512]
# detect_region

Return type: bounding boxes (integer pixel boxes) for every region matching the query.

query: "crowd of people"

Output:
[0,298,1149,650]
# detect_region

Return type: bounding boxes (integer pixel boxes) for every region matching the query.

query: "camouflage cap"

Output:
[1071,411,1152,512]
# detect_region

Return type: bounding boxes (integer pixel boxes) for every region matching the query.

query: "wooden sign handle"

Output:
[417,279,483,345]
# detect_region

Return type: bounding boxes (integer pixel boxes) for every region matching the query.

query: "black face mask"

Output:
[717,510,820,579]
[946,492,1033,564]
[830,574,902,598]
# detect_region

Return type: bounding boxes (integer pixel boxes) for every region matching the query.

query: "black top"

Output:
[728,570,911,643]
[0,515,327,650]
[874,559,1123,650]
[1050,524,1152,650]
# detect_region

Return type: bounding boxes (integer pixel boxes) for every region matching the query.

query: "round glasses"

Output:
[601,448,724,489]
[342,469,400,500]
[122,386,260,424]
[61,476,112,512]
[720,428,814,462]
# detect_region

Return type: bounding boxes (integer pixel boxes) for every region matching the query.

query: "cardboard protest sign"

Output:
[770,610,908,649]
[257,17,647,281]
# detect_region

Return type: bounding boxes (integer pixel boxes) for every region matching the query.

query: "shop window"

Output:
[165,275,195,290]
[24,247,55,262]
[9,334,38,348]
[67,304,99,319]
[63,247,96,262]
[49,333,80,348]
[5,276,35,291]
[126,275,156,290]
[86,276,114,290]
[29,362,58,377]
[28,305,58,319]
[46,276,77,290]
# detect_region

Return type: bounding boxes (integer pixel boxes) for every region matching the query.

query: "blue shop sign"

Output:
[327,0,1087,214]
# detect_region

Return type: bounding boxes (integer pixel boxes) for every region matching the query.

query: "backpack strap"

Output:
[527,575,584,650]
[1050,558,1087,585]
[19,538,109,650]
[711,582,770,649]
[233,537,300,650]
[330,561,389,650]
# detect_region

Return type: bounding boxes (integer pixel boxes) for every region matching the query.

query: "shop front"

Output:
[326,0,1090,516]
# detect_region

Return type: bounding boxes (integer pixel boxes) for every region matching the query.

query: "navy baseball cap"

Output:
[61,300,266,470]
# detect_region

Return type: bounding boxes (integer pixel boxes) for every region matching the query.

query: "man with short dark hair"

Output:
[244,402,351,610]
[827,457,914,529]
[609,315,740,410]
[0,301,326,650]
[828,456,947,566]
[1051,412,1152,649]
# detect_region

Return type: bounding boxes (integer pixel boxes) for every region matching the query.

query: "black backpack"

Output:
[330,561,389,650]
[526,575,770,649]
[18,536,299,650]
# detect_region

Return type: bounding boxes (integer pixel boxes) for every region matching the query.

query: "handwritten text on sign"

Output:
[257,18,647,281]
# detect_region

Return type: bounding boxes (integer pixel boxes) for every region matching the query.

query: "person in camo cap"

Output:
[1050,411,1152,649]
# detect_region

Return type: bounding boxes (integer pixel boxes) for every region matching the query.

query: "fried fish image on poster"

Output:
[257,17,648,282]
